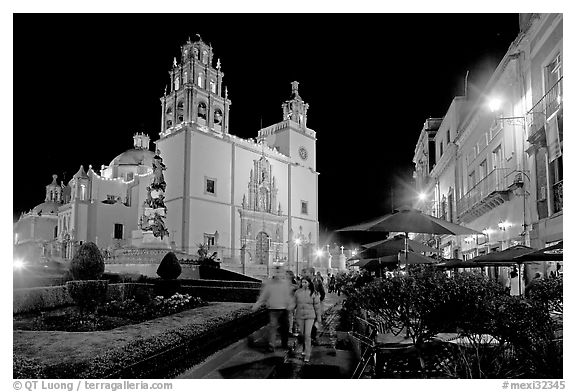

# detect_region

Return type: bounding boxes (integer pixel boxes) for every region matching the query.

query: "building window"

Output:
[174,76,180,91]
[214,108,223,125]
[198,102,207,120]
[210,80,216,93]
[439,141,443,157]
[204,233,215,247]
[114,223,123,240]
[184,71,188,83]
[202,50,208,64]
[468,171,476,191]
[446,129,450,144]
[177,101,184,110]
[54,226,58,239]
[205,177,216,195]
[301,201,308,215]
[479,159,488,180]
[492,145,503,170]
[197,73,203,88]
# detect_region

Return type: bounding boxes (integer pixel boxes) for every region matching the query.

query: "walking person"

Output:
[311,271,326,345]
[294,277,322,363]
[285,269,299,336]
[252,266,295,352]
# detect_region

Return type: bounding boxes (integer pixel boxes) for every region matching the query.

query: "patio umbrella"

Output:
[337,207,481,264]
[469,245,535,265]
[400,251,439,265]
[469,245,536,295]
[349,255,397,268]
[361,234,440,254]
[513,241,563,262]
[435,258,480,269]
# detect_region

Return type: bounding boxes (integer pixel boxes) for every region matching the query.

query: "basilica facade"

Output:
[14,37,320,278]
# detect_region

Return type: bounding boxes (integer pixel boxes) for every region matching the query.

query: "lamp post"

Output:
[295,238,301,276]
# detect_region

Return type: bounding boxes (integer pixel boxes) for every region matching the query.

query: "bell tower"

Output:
[282,81,309,128]
[258,81,316,171]
[159,35,231,137]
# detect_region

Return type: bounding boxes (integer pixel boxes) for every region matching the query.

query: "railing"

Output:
[553,180,563,214]
[527,77,563,135]
[457,168,512,215]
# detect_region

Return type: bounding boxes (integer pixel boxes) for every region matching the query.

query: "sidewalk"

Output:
[178,292,354,379]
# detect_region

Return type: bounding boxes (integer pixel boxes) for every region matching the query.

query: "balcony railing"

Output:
[527,77,563,135]
[457,168,512,217]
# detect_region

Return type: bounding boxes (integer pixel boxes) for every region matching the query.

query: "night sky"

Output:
[13,14,520,246]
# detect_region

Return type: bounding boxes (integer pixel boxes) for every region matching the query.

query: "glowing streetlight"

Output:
[315,249,324,258]
[294,238,302,276]
[488,97,503,113]
[418,192,427,201]
[13,259,25,270]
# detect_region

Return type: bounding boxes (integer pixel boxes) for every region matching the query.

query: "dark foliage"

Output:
[66,280,108,312]
[338,267,563,378]
[156,252,182,279]
[70,242,105,280]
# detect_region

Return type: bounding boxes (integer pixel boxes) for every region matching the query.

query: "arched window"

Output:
[202,51,208,64]
[198,102,207,120]
[214,108,223,125]
[167,120,173,127]
[177,101,184,110]
[197,73,203,88]
[174,77,180,90]
[193,48,199,59]
[166,106,173,114]
[210,80,216,93]
[184,71,188,83]
[54,226,58,239]
[178,115,184,123]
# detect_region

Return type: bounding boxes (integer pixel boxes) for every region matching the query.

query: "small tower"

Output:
[45,174,63,203]
[282,81,309,129]
[133,133,150,150]
[69,165,90,202]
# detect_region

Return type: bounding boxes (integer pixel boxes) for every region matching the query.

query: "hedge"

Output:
[13,283,154,314]
[13,303,268,378]
[178,286,260,303]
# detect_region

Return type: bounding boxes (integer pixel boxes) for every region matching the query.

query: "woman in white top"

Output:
[294,277,321,362]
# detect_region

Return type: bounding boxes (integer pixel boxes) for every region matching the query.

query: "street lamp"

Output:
[294,238,302,276]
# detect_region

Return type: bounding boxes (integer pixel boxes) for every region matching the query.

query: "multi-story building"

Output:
[412,14,562,278]
[13,37,321,279]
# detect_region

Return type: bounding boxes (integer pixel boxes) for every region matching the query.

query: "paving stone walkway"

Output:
[178,292,355,379]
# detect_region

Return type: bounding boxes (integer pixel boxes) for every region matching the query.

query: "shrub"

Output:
[157,252,182,279]
[526,275,563,313]
[66,280,108,312]
[70,242,105,280]
[13,355,45,379]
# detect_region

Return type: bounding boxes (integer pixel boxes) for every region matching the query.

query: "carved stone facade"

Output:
[238,156,287,266]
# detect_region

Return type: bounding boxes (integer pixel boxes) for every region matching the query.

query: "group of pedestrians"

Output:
[252,266,325,363]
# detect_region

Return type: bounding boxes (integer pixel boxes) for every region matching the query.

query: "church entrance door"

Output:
[255,231,270,265]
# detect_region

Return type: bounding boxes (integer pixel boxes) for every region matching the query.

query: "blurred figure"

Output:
[252,266,295,352]
[294,277,322,363]
[328,274,336,293]
[286,269,299,336]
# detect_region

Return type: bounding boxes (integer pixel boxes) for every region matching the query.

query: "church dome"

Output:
[31,201,61,216]
[109,148,155,167]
